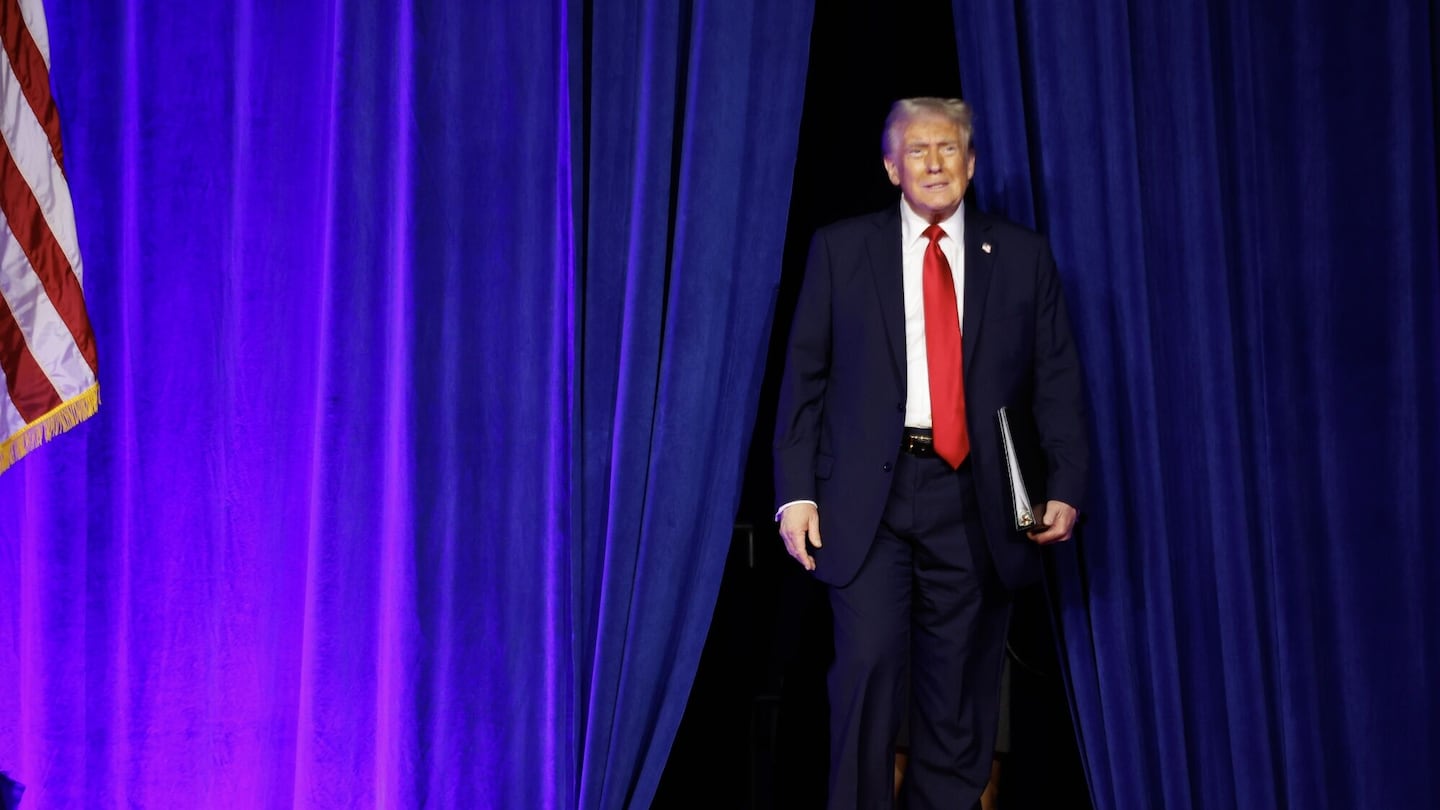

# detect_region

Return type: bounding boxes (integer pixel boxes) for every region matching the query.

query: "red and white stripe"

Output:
[0,0,97,473]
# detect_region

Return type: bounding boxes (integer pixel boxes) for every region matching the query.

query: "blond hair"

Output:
[882,97,974,157]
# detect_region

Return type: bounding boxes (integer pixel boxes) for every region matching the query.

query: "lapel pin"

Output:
[981,242,992,253]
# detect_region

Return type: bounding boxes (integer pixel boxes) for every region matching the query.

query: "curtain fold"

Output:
[952,2,1440,807]
[0,0,812,807]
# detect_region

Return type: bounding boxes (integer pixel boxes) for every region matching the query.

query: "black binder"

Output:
[996,406,1044,532]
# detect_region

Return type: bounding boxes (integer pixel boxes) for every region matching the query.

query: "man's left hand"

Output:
[1026,500,1077,545]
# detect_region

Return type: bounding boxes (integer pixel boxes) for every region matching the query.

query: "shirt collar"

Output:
[899,197,965,249]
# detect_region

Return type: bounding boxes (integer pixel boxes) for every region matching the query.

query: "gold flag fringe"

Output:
[0,383,100,475]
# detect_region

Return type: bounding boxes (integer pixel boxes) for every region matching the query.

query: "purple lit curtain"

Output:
[952,2,1440,808]
[0,1,812,807]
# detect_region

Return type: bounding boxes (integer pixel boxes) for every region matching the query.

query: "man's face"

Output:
[883,114,975,223]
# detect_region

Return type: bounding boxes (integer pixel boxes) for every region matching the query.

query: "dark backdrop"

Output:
[658,0,1087,806]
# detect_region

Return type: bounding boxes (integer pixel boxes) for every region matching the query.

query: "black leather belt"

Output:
[901,428,936,456]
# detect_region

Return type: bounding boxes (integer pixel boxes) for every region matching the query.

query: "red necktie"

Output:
[922,224,969,467]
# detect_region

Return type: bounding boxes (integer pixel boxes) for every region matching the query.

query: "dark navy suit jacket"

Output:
[773,202,1089,589]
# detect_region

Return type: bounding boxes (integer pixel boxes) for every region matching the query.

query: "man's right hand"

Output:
[778,502,822,572]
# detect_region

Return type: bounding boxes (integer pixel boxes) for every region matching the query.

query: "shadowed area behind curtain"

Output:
[953,2,1440,807]
[0,0,812,807]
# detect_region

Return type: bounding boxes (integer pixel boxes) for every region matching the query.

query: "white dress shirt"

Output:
[899,197,965,429]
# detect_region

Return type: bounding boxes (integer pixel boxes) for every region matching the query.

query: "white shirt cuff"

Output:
[774,499,818,522]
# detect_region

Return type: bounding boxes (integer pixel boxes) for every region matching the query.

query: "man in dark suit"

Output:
[773,97,1088,809]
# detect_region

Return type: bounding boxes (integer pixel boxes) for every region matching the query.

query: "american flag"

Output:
[0,0,97,475]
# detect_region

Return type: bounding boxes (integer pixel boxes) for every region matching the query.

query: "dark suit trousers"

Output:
[826,452,1012,810]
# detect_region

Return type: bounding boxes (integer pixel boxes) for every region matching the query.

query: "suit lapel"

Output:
[962,212,994,377]
[866,207,906,388]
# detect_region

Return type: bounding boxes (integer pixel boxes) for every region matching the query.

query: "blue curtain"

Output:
[0,0,812,807]
[953,2,1440,808]
[578,1,812,805]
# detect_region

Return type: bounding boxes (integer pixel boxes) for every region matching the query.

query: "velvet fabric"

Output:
[0,1,812,807]
[953,3,1440,807]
